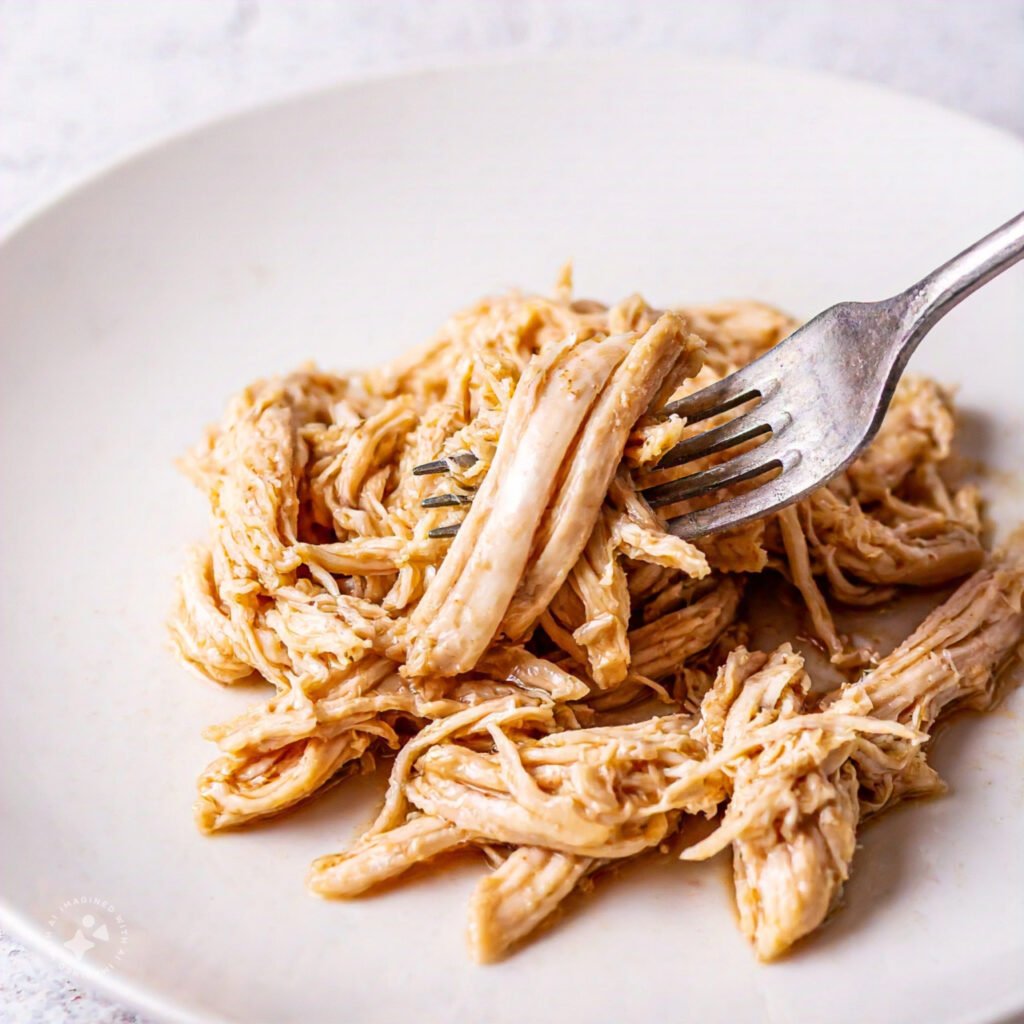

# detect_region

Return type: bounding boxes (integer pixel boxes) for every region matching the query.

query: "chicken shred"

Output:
[170,274,1023,962]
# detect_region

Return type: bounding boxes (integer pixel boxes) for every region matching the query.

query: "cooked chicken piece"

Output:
[172,554,398,694]
[311,710,714,953]
[636,573,709,624]
[774,472,985,660]
[295,535,433,577]
[607,471,709,578]
[696,519,769,574]
[194,657,417,832]
[475,647,590,703]
[847,376,954,499]
[561,573,738,714]
[503,315,703,638]
[405,714,719,857]
[732,761,861,961]
[675,300,797,377]
[614,300,787,586]
[629,577,742,680]
[365,697,560,841]
[562,510,632,688]
[308,814,475,897]
[169,546,257,685]
[580,674,674,715]
[196,731,379,833]
[467,847,594,963]
[406,334,634,677]
[604,290,659,334]
[681,551,1024,960]
[776,505,850,664]
[203,657,403,755]
[626,560,678,603]
[625,413,686,468]
[329,398,418,510]
[382,404,476,611]
[199,647,591,833]
[801,486,984,587]
[538,473,713,689]
[192,378,322,591]
[678,647,893,960]
[851,548,1024,812]
[538,584,591,666]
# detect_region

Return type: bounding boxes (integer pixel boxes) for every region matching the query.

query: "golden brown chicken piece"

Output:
[682,551,1024,960]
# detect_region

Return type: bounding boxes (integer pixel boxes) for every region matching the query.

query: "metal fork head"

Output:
[412,298,917,541]
[648,298,916,539]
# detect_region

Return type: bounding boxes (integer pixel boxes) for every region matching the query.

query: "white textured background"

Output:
[1,1,1021,1020]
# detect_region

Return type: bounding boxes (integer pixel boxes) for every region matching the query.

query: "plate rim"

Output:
[3,49,1023,248]
[0,900,207,1024]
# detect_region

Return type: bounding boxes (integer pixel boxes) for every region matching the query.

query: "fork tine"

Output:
[413,458,451,476]
[641,445,786,508]
[661,370,768,425]
[664,455,807,539]
[655,409,779,470]
[421,493,474,508]
[412,451,479,476]
[428,523,461,539]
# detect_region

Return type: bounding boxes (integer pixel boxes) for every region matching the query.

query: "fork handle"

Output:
[897,210,1024,348]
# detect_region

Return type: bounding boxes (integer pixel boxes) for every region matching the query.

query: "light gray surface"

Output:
[0,1,1021,1021]
[3,0,1024,234]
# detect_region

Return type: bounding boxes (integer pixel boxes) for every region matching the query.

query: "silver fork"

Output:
[415,211,1024,541]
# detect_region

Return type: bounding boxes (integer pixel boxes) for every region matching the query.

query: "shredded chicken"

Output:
[170,272,1023,963]
[681,550,1024,959]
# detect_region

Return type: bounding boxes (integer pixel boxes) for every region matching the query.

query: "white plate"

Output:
[1,56,1022,1024]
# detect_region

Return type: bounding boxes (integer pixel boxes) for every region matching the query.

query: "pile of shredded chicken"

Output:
[170,271,1024,963]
